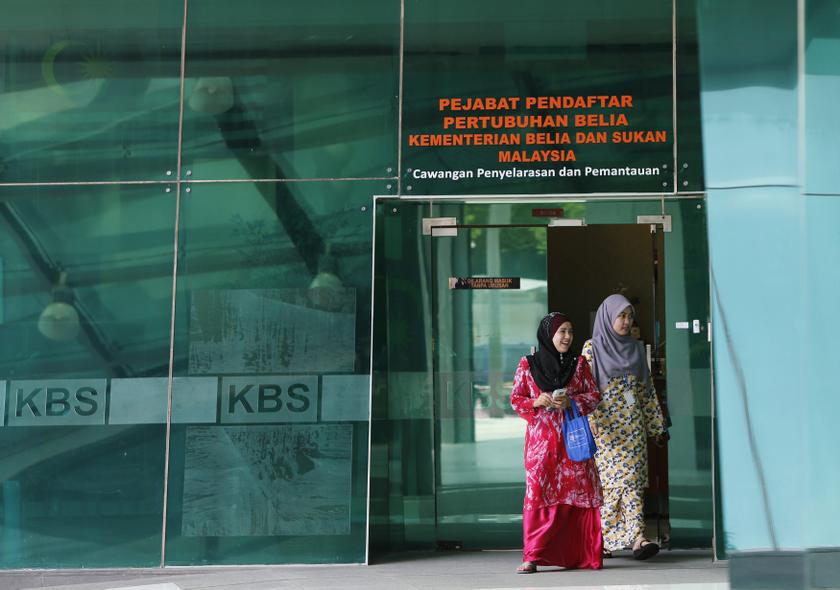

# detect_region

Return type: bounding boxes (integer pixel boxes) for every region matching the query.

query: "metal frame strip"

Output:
[159,0,190,568]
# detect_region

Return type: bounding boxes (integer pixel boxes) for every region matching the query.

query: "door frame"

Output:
[368,195,718,559]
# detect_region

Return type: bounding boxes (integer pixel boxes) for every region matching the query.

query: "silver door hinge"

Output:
[548,217,586,227]
[637,214,672,232]
[423,217,457,237]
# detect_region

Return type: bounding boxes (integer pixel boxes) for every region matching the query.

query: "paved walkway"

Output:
[0,550,727,590]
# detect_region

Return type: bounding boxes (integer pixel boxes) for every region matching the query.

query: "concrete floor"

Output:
[0,549,728,590]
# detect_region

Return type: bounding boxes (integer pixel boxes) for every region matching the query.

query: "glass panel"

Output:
[164,180,375,564]
[696,0,797,190]
[802,195,840,552]
[403,0,674,195]
[805,0,840,194]
[181,0,400,181]
[0,0,183,183]
[370,200,436,554]
[804,0,840,554]
[698,0,804,558]
[0,184,175,567]
[662,199,713,549]
[707,186,804,553]
[676,0,705,191]
[432,222,547,547]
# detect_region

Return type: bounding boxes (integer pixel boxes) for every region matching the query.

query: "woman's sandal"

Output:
[602,549,613,559]
[632,539,660,561]
[516,561,537,574]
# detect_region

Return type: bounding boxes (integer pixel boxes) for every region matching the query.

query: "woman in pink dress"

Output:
[510,312,604,573]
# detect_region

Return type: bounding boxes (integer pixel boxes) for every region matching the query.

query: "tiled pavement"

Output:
[0,549,728,590]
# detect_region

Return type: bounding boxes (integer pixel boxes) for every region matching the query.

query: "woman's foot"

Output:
[632,538,660,560]
[602,549,613,558]
[516,561,537,574]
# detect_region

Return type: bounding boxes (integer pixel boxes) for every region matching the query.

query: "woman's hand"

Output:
[533,392,555,409]
[554,393,570,410]
[652,432,670,447]
[533,392,569,410]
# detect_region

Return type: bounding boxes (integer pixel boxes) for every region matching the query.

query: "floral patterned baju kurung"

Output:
[581,339,666,552]
[510,356,603,569]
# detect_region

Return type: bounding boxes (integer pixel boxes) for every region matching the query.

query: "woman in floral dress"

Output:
[510,312,603,573]
[582,294,666,560]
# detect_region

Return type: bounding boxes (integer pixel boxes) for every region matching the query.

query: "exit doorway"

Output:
[427,201,713,552]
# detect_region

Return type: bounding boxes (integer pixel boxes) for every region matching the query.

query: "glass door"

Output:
[547,223,669,543]
[424,200,713,552]
[431,224,547,548]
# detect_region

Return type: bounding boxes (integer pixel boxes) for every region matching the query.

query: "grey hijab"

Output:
[591,293,649,392]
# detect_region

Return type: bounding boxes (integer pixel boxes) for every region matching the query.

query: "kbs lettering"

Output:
[11,383,104,424]
[220,376,317,423]
[225,381,314,421]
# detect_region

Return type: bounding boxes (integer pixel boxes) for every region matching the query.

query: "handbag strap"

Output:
[564,397,581,422]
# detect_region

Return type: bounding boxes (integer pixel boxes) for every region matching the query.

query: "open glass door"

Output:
[545,209,713,550]
[424,201,712,552]
[547,223,669,544]
[430,223,547,548]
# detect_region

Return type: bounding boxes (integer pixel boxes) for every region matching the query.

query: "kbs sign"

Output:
[220,376,317,423]
[8,379,106,426]
[0,374,361,426]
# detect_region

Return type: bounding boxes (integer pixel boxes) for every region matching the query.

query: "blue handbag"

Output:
[562,400,597,462]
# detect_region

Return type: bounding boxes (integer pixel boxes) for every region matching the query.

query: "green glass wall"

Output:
[0,184,175,566]
[676,0,705,191]
[0,0,397,567]
[0,1,183,182]
[1,0,710,568]
[163,180,375,564]
[180,0,400,181]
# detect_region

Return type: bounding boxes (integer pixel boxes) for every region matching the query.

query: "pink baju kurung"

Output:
[510,356,604,569]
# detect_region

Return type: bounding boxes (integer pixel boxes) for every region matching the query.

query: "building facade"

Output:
[0,0,837,584]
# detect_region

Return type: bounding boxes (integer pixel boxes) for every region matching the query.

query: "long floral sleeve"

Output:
[642,384,666,437]
[510,360,539,422]
[580,341,606,432]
